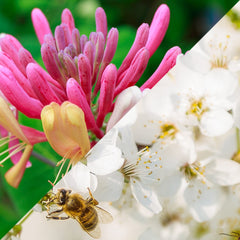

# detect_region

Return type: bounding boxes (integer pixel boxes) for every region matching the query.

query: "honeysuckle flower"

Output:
[0,4,180,146]
[41,101,90,172]
[0,96,47,187]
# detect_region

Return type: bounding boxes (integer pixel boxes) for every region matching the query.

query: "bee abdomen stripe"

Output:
[81,209,98,230]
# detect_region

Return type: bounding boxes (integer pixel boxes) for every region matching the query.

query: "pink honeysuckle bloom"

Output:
[0,97,47,188]
[0,4,180,145]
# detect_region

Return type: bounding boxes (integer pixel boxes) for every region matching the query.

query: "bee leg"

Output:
[87,188,99,205]
[46,216,70,220]
[47,208,63,216]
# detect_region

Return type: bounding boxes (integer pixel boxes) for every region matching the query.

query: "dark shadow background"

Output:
[0,0,238,238]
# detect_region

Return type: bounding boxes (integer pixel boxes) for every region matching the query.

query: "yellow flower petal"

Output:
[0,97,29,143]
[41,102,90,162]
[5,145,33,188]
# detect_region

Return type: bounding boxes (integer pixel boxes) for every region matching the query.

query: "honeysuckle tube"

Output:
[117,23,149,78]
[41,101,91,164]
[97,64,117,128]
[140,46,181,90]
[31,8,53,44]
[145,4,170,57]
[95,7,108,39]
[5,145,33,188]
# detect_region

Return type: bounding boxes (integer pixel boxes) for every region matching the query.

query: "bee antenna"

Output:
[48,180,55,187]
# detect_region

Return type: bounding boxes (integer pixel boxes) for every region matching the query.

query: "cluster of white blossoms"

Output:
[11,2,240,240]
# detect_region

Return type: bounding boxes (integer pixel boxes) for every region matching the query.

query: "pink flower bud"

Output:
[72,28,81,54]
[114,47,149,97]
[0,66,43,118]
[66,79,97,131]
[64,44,77,58]
[54,24,71,51]
[83,41,95,73]
[78,54,92,104]
[95,7,108,40]
[62,53,78,80]
[97,64,117,128]
[118,23,149,78]
[146,4,170,57]
[94,28,118,95]
[80,35,88,51]
[43,34,56,47]
[18,47,36,69]
[0,35,26,75]
[0,52,36,98]
[26,63,62,105]
[41,43,66,87]
[31,8,52,44]
[140,46,181,90]
[92,32,105,85]
[61,9,75,36]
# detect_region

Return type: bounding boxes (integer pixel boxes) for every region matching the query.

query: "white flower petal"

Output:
[138,228,159,240]
[184,180,224,222]
[99,127,119,146]
[93,171,124,202]
[157,172,183,197]
[200,110,233,137]
[130,178,162,214]
[117,126,138,162]
[54,162,97,195]
[203,68,238,98]
[204,158,240,186]
[177,50,211,74]
[87,143,124,175]
[132,112,161,146]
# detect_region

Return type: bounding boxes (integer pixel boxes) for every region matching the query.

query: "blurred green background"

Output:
[0,0,238,238]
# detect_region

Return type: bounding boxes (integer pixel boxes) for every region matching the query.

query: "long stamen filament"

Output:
[0,136,18,147]
[0,142,26,165]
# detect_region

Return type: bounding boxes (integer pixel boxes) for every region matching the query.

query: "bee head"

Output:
[57,189,72,205]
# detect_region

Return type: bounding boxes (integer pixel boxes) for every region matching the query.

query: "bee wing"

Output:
[74,216,101,239]
[95,206,113,224]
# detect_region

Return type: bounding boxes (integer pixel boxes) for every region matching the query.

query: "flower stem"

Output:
[31,151,56,167]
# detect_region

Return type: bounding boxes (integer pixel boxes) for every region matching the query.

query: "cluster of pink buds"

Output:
[0,4,180,187]
[0,5,180,141]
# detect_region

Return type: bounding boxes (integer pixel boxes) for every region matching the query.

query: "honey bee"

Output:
[45,188,113,239]
[219,232,240,239]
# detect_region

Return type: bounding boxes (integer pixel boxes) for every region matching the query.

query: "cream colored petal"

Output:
[0,97,29,143]
[41,102,78,157]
